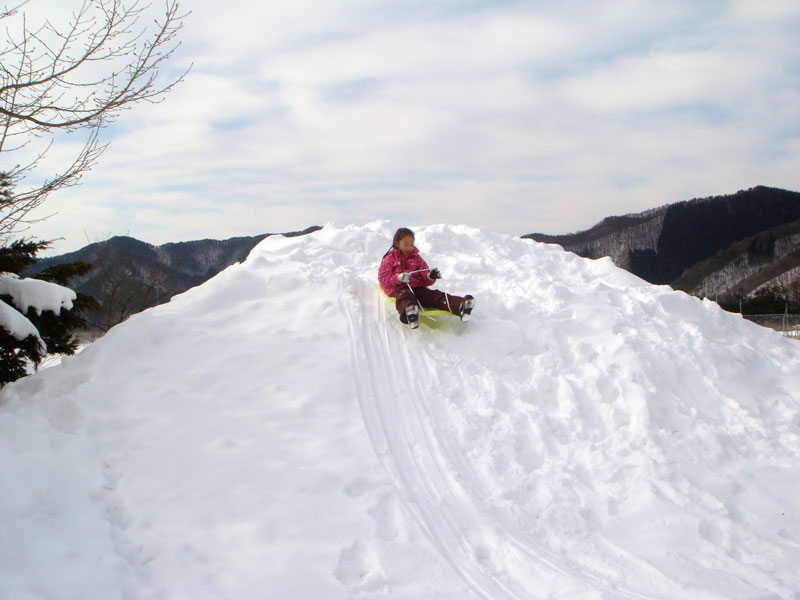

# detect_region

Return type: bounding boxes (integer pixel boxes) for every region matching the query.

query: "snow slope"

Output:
[2,222,800,599]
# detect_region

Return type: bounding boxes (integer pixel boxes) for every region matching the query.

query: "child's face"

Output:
[397,235,415,254]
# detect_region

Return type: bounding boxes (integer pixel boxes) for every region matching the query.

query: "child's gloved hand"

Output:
[397,272,411,283]
[428,268,442,280]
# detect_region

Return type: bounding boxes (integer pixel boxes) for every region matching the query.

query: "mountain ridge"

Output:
[25,185,800,328]
[524,185,800,311]
[26,226,322,330]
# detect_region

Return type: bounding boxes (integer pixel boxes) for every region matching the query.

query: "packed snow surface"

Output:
[2,222,800,599]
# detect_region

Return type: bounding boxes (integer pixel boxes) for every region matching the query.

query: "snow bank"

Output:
[1,222,799,599]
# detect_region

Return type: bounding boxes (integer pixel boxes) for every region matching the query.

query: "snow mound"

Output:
[1,222,799,599]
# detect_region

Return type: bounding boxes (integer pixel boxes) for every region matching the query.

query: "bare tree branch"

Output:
[0,130,107,237]
[0,2,28,20]
[0,0,189,239]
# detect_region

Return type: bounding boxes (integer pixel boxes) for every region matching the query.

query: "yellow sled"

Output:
[383,293,455,330]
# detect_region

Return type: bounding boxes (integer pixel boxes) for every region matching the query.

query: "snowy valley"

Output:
[1,223,799,599]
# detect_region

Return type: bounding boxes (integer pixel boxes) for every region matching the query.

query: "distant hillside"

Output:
[27,226,322,330]
[523,186,800,312]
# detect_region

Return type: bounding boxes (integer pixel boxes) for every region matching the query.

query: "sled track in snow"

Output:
[342,279,529,599]
[342,277,659,600]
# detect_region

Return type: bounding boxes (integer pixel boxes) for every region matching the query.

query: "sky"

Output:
[11,0,800,254]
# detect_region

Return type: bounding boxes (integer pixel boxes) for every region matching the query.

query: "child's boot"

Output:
[459,295,475,322]
[405,303,419,329]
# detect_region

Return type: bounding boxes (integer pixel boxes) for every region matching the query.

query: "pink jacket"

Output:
[378,246,433,296]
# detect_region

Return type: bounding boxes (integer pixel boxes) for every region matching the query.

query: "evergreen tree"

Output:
[0,175,97,386]
[28,261,99,357]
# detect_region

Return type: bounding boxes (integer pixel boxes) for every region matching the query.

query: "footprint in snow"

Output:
[335,539,383,588]
[368,492,401,541]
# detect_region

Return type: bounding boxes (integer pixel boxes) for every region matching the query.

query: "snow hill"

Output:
[2,222,800,599]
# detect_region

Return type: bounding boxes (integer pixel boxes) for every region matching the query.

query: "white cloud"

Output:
[14,0,800,254]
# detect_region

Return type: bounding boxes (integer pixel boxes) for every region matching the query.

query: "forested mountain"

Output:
[26,227,321,331]
[24,185,800,333]
[524,186,800,313]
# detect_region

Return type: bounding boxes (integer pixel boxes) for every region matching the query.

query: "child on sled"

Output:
[378,227,475,329]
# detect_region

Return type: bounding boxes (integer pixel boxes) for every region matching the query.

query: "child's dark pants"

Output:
[391,286,465,323]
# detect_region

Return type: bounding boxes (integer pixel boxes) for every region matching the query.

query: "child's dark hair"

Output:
[392,227,415,248]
